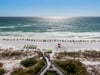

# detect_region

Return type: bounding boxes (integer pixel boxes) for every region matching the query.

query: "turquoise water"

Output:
[0,17,100,38]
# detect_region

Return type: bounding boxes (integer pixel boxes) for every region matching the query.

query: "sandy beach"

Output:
[0,37,100,52]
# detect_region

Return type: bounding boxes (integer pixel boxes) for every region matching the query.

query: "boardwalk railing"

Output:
[36,55,47,75]
[36,62,47,75]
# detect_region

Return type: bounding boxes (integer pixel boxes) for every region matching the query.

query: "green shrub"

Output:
[0,68,5,75]
[12,60,45,75]
[0,63,3,68]
[20,58,37,67]
[55,60,87,75]
[27,60,45,74]
[11,68,28,75]
[26,67,36,75]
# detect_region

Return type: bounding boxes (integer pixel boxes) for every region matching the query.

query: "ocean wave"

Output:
[21,25,32,27]
[0,32,100,39]
[0,26,15,29]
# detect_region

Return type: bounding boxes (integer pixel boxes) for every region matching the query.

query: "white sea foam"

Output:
[0,26,15,29]
[22,25,32,27]
[0,32,100,39]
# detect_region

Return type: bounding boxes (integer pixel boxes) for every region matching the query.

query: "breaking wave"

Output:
[0,32,100,39]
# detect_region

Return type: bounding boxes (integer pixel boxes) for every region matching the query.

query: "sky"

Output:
[0,0,100,17]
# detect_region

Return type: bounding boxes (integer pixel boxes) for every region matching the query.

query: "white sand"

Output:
[1,60,21,70]
[0,60,21,75]
[82,61,100,65]
[0,37,100,52]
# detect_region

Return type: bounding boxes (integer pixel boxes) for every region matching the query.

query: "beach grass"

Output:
[54,60,88,75]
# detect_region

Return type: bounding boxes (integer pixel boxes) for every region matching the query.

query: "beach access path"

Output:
[40,54,64,75]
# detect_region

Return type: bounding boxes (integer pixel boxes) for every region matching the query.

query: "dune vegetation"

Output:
[54,60,88,75]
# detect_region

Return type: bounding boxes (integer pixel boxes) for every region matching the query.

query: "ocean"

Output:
[0,17,100,39]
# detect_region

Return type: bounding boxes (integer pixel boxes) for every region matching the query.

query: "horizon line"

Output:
[0,16,100,18]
